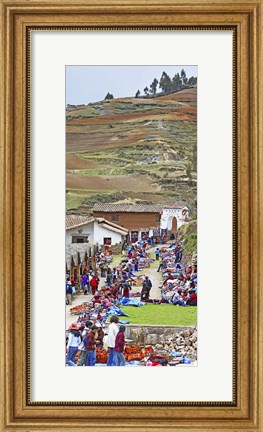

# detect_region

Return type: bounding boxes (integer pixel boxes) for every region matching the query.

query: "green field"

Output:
[120,303,197,326]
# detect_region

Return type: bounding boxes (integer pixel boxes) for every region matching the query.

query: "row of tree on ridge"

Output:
[104,69,197,100]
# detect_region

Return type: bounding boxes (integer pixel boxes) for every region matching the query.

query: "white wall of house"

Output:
[93,221,124,246]
[66,221,94,246]
[160,207,190,230]
[66,220,126,249]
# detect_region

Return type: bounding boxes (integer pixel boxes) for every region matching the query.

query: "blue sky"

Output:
[66,65,197,105]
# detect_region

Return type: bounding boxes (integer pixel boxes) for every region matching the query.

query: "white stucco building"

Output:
[66,215,129,247]
[160,206,190,231]
[66,215,129,270]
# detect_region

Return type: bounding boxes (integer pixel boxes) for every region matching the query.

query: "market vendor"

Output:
[186,289,197,306]
[141,276,152,301]
[77,320,93,366]
[102,295,113,308]
[84,325,97,366]
[95,325,105,348]
[122,281,132,298]
[171,289,186,306]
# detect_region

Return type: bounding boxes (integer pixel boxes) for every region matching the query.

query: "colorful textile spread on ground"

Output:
[66,239,197,366]
[71,343,191,366]
[159,244,197,307]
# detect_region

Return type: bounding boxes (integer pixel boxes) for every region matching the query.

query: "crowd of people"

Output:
[66,315,126,366]
[66,235,197,366]
[158,243,197,306]
[66,241,154,305]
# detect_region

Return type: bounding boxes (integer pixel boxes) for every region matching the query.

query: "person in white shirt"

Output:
[107,315,119,366]
[66,323,81,366]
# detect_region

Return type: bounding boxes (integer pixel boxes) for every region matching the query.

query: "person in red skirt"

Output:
[90,274,100,295]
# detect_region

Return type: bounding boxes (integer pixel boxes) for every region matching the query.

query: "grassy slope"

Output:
[121,303,197,326]
[66,89,197,214]
[178,220,197,261]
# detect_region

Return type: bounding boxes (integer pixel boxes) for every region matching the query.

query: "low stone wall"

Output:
[125,325,197,360]
[126,325,193,344]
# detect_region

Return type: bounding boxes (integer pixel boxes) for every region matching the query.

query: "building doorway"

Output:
[167,216,178,235]
[131,231,138,243]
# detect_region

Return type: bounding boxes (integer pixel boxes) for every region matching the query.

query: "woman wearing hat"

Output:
[66,323,81,366]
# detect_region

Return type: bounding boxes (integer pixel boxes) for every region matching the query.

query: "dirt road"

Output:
[141,247,163,299]
[66,246,163,328]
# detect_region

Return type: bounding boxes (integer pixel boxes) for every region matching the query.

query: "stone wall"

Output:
[125,325,197,360]
[125,325,193,344]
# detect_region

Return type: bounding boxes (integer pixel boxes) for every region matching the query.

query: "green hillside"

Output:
[66,89,197,215]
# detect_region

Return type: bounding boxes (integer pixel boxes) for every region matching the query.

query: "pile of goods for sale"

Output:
[95,343,192,366]
[66,327,196,366]
[158,244,197,307]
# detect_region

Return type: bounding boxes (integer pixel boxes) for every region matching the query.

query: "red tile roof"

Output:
[93,203,184,213]
[66,215,95,230]
[96,219,128,236]
[66,215,129,236]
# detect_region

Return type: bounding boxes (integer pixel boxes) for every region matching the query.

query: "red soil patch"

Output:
[67,109,195,127]
[159,88,197,103]
[66,174,156,193]
[66,174,112,191]
[104,175,156,192]
[66,110,196,153]
[66,154,100,169]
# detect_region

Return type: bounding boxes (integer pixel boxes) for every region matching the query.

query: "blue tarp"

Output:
[103,305,128,321]
[121,297,146,307]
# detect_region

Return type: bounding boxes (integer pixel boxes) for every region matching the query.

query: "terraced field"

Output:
[66,89,197,215]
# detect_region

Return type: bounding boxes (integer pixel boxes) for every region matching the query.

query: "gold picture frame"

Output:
[0,0,262,431]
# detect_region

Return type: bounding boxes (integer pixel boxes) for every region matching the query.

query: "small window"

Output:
[155,215,161,222]
[72,236,88,244]
[104,237,112,245]
[111,214,119,221]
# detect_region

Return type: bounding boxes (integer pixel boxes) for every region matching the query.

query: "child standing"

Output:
[114,325,126,366]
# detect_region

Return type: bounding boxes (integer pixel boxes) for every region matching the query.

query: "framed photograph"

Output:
[1,1,262,431]
[65,64,198,370]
